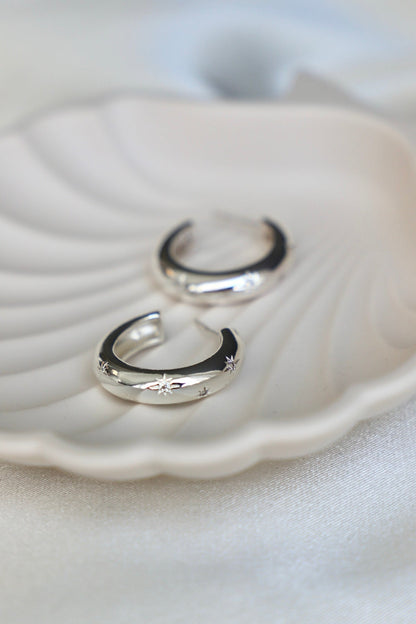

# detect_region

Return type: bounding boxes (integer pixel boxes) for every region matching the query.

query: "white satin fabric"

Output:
[0,2,415,622]
[1,404,416,623]
[0,0,415,126]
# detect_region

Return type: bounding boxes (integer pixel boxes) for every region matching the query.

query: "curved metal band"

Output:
[95,312,244,404]
[153,218,291,304]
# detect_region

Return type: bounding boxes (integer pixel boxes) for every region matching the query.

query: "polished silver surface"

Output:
[94,312,244,404]
[153,217,292,304]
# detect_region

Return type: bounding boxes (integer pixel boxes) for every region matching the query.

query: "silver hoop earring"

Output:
[153,217,292,304]
[95,312,244,404]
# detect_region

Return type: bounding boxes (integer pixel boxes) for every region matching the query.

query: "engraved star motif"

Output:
[198,386,209,398]
[224,355,239,373]
[98,360,111,375]
[233,271,259,292]
[148,374,176,395]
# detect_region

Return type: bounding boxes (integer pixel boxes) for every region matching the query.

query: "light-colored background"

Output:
[0,1,416,622]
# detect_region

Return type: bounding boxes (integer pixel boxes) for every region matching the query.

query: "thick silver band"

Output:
[95,312,244,404]
[153,218,291,305]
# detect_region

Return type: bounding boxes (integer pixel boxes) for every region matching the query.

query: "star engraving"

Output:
[224,355,239,373]
[198,386,209,398]
[147,374,180,396]
[233,271,259,292]
[98,360,112,375]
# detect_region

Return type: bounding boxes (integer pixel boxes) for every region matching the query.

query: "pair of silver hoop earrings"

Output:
[95,217,291,405]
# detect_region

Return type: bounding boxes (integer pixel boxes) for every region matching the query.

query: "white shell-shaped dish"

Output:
[1,98,416,480]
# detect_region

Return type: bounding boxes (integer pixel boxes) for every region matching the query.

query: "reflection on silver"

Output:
[94,311,244,405]
[153,218,292,305]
